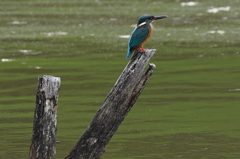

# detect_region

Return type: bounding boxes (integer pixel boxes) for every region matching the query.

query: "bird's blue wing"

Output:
[126,25,150,59]
[129,26,150,48]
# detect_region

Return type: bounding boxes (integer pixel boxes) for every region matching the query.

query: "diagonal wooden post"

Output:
[29,75,61,159]
[65,49,156,159]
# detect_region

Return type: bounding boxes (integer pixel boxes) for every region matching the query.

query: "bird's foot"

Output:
[138,48,148,51]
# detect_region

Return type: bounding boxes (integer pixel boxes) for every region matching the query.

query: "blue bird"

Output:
[126,14,168,59]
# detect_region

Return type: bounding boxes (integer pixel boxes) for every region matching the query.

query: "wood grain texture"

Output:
[66,49,156,159]
[29,75,61,159]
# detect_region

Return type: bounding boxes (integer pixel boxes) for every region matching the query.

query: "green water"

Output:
[0,0,240,158]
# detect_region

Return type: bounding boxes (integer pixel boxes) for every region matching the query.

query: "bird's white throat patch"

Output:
[138,22,146,26]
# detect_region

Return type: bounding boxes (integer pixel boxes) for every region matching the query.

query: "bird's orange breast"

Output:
[138,24,152,48]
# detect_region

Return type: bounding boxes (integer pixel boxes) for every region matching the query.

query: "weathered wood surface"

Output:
[65,49,156,159]
[29,75,61,159]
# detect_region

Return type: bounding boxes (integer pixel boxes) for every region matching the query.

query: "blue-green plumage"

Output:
[127,22,151,59]
[126,14,168,59]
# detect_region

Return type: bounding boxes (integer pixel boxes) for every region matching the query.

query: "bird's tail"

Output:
[126,49,132,59]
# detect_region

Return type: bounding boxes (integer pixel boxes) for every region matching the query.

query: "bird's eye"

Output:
[150,16,154,20]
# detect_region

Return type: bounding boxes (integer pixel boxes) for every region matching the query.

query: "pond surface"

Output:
[0,0,240,158]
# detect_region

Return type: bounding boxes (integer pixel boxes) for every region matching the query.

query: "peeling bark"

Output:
[65,49,156,159]
[29,75,61,159]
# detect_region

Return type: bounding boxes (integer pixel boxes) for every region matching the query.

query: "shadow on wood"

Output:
[65,49,156,159]
[29,75,61,159]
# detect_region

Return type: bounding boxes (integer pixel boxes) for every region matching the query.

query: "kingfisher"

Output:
[126,14,168,59]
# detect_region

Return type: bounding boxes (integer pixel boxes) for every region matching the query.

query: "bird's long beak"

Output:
[153,15,168,20]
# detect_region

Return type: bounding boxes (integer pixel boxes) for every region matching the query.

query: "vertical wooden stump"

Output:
[29,75,61,159]
[65,49,156,159]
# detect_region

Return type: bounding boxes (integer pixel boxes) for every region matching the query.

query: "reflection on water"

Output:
[1,0,240,158]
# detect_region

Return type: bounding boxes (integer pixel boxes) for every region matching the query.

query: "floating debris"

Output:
[181,1,198,7]
[19,50,42,55]
[118,35,130,38]
[207,30,225,35]
[1,59,14,62]
[110,18,117,21]
[217,30,225,34]
[19,50,32,53]
[41,31,68,36]
[28,65,41,69]
[229,88,240,92]
[10,21,27,25]
[35,66,41,69]
[207,6,230,13]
